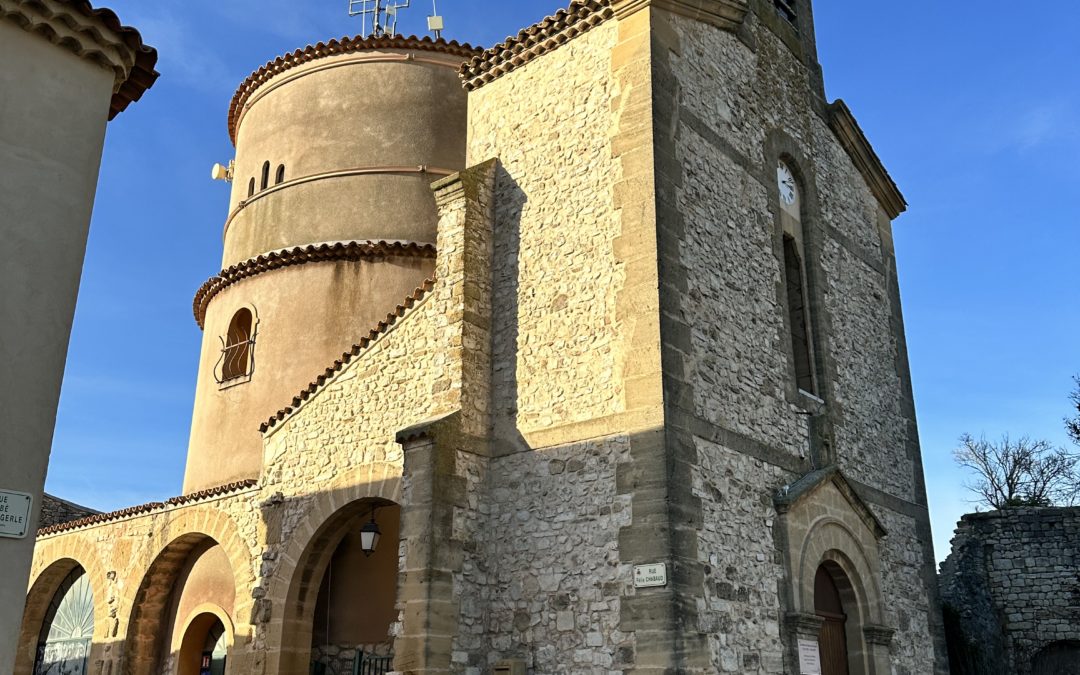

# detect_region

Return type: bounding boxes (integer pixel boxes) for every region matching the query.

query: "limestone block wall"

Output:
[661,9,941,674]
[20,489,262,675]
[465,20,627,442]
[939,507,1080,675]
[461,18,657,673]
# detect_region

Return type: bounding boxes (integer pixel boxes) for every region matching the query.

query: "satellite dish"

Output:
[211,163,231,182]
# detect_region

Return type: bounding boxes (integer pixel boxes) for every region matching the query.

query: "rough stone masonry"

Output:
[940,507,1080,675]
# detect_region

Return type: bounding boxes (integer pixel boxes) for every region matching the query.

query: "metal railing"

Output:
[354,652,393,675]
[310,652,393,675]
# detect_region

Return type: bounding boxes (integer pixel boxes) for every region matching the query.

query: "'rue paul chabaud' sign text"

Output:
[0,490,33,539]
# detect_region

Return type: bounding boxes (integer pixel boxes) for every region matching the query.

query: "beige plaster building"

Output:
[0,1,156,671]
[15,1,947,674]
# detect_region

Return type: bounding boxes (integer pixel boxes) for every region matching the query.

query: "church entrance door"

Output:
[815,565,850,675]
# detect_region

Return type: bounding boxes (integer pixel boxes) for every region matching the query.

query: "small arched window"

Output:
[221,308,254,382]
[247,178,255,198]
[260,161,270,191]
[275,164,285,185]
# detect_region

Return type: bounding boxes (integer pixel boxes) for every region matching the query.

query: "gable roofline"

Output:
[827,99,907,220]
[775,465,887,538]
[260,278,437,433]
[37,480,258,537]
[460,0,614,91]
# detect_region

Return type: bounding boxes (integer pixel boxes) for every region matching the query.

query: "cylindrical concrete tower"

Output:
[183,35,477,493]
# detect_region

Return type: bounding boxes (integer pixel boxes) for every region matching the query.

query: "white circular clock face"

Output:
[777,162,799,206]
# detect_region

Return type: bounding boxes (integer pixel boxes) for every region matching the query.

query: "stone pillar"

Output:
[786,612,824,674]
[394,416,467,674]
[863,624,895,675]
[391,160,496,674]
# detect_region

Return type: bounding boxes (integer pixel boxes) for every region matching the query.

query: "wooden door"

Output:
[815,566,850,675]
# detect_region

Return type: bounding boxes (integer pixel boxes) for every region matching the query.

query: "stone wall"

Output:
[462,20,645,673]
[20,488,262,675]
[940,507,1080,675]
[38,494,98,529]
[466,20,627,443]
[660,7,942,674]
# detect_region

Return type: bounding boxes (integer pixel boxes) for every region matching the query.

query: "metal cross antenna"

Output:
[348,0,412,38]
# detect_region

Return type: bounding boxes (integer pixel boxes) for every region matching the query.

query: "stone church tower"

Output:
[16,1,947,674]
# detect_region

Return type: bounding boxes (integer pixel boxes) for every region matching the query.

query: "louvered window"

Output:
[774,0,797,24]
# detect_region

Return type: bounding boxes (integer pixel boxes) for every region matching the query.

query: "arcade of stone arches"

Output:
[14,497,400,675]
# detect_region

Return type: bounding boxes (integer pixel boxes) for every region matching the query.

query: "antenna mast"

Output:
[348,0,411,38]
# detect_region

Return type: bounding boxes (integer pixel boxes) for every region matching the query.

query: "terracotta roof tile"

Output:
[228,35,479,143]
[37,480,258,537]
[193,240,436,328]
[459,0,613,91]
[23,0,160,119]
[260,278,437,433]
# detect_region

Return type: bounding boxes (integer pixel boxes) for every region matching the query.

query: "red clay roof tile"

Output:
[227,35,479,144]
[260,278,437,433]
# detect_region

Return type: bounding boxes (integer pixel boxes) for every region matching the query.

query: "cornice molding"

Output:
[229,35,479,143]
[0,0,158,118]
[611,0,749,31]
[193,240,436,328]
[828,99,907,220]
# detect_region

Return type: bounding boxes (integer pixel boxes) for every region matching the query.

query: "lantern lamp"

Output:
[360,508,381,556]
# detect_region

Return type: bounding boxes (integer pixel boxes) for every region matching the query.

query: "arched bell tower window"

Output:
[260,161,271,191]
[275,164,286,185]
[247,178,255,198]
[219,307,255,383]
[777,159,816,395]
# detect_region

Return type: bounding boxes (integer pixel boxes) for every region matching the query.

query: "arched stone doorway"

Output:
[1033,641,1080,675]
[275,497,401,675]
[123,535,238,675]
[32,566,94,675]
[177,613,229,675]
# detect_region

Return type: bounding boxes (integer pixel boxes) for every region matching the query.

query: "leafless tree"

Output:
[953,434,1080,509]
[1068,377,1080,447]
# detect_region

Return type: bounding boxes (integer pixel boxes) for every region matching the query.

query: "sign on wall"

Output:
[798,639,822,675]
[0,489,33,538]
[633,563,668,588]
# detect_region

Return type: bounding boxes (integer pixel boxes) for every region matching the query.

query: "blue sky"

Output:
[46,1,1079,563]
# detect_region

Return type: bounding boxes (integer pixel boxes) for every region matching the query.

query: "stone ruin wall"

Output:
[939,507,1080,675]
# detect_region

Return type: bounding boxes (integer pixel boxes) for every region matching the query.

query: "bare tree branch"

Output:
[953,434,1079,509]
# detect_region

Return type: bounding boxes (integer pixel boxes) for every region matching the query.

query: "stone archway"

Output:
[775,469,892,675]
[118,507,254,675]
[176,609,232,675]
[263,469,403,675]
[15,542,111,675]
[1032,641,1080,675]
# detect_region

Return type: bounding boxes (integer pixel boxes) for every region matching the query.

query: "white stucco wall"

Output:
[0,18,116,670]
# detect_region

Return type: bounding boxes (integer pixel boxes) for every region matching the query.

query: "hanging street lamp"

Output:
[360,506,381,556]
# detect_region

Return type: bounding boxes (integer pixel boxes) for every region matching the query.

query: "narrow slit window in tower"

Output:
[248,178,255,198]
[275,164,285,185]
[221,308,254,381]
[260,161,270,191]
[777,159,816,395]
[784,235,814,394]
